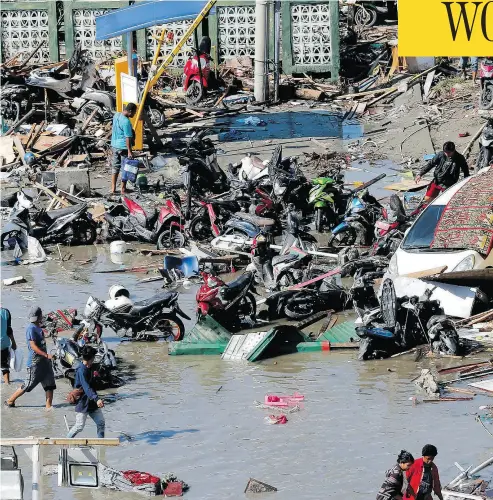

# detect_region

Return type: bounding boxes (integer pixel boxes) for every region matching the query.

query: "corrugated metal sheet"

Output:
[222,331,273,361]
[319,321,357,344]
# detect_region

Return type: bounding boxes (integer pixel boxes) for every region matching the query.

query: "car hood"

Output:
[393,248,483,276]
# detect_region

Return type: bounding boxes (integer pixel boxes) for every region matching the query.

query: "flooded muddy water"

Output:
[1,245,492,499]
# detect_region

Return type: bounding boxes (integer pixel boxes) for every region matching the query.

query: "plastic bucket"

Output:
[110,240,127,254]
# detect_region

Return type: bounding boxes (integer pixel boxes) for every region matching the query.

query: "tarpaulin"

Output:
[95,0,213,40]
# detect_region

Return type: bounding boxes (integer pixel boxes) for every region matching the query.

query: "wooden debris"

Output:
[294,88,324,101]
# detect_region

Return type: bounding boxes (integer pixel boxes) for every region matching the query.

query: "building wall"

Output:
[0,0,339,78]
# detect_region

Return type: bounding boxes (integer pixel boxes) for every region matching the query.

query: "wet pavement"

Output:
[1,244,492,499]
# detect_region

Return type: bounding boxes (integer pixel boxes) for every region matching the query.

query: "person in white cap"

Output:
[5,306,56,409]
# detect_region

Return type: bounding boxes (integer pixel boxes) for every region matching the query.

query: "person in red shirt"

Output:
[404,444,443,500]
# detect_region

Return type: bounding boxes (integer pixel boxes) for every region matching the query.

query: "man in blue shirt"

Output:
[1,308,17,384]
[67,345,105,438]
[5,306,56,409]
[110,102,136,195]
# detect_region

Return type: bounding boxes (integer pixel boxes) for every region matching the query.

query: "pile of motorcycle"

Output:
[352,278,463,361]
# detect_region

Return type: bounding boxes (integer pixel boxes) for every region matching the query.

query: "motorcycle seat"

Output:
[126,291,176,316]
[272,253,298,266]
[225,272,252,291]
[234,212,276,227]
[46,204,84,221]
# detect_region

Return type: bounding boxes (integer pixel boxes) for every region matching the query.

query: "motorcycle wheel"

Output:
[185,81,204,105]
[278,273,295,289]
[481,83,493,109]
[315,208,324,233]
[237,293,257,324]
[152,314,185,341]
[78,103,105,124]
[327,228,356,247]
[147,106,165,129]
[157,228,186,250]
[354,5,378,27]
[284,299,316,320]
[442,335,459,355]
[74,220,96,245]
[0,230,20,251]
[189,215,213,242]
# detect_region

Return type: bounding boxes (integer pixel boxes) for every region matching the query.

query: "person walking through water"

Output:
[110,102,136,195]
[415,141,469,203]
[376,450,415,500]
[404,444,443,500]
[67,345,105,438]
[5,307,56,409]
[1,307,17,384]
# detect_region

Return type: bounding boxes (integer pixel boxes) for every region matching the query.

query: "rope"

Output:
[476,415,493,439]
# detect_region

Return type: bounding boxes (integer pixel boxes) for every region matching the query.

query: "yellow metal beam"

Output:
[131,0,217,128]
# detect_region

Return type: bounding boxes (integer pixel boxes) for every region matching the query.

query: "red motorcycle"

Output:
[183,36,212,105]
[196,271,257,331]
[479,58,493,110]
[155,194,186,250]
[189,198,242,242]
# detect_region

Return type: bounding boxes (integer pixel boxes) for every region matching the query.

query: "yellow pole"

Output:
[131,26,167,128]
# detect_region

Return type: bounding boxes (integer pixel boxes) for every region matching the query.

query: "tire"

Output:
[157,228,186,250]
[354,6,378,27]
[146,106,165,129]
[152,314,185,341]
[74,220,96,245]
[327,227,356,247]
[185,81,204,105]
[481,83,493,109]
[315,208,324,233]
[278,273,295,289]
[237,293,257,323]
[442,335,459,355]
[189,215,213,242]
[77,103,105,124]
[285,298,316,320]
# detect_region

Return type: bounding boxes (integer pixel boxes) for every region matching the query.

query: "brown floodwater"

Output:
[1,244,492,499]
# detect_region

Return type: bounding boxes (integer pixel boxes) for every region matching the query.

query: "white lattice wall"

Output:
[73,9,122,60]
[146,20,193,67]
[1,10,50,63]
[217,5,255,62]
[291,3,332,66]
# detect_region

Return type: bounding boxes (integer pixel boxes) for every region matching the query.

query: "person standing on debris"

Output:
[460,57,478,83]
[1,308,17,384]
[376,450,415,500]
[67,345,105,438]
[110,102,137,195]
[5,307,56,409]
[404,444,443,500]
[415,141,469,203]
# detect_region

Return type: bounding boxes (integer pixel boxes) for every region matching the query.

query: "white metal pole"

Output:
[127,33,133,76]
[254,0,268,103]
[31,444,42,500]
[273,0,281,102]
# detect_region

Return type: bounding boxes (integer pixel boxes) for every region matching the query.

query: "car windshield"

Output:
[401,205,445,250]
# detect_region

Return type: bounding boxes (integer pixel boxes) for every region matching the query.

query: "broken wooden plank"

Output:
[34,182,71,207]
[33,135,70,151]
[423,70,436,99]
[12,134,27,166]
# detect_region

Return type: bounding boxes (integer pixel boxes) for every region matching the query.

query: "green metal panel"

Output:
[169,342,228,356]
[182,315,233,344]
[319,321,357,343]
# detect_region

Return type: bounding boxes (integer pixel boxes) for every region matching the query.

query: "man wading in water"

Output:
[5,307,56,409]
[415,141,469,203]
[110,102,136,195]
[404,444,443,500]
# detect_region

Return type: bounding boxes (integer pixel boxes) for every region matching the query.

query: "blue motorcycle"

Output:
[327,173,386,247]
